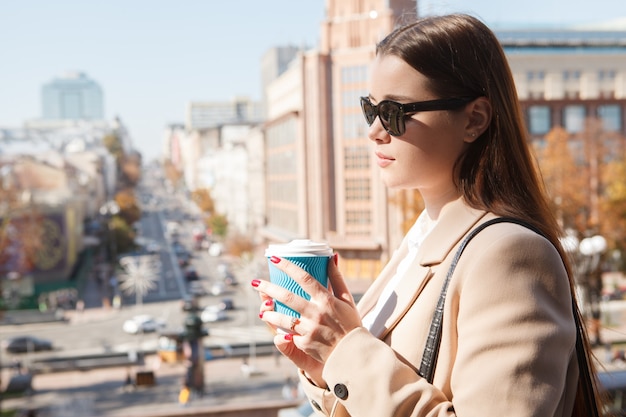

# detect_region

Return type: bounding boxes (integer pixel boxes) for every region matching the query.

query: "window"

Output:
[528,106,551,135]
[598,105,621,132]
[563,105,585,133]
[345,178,370,201]
[341,65,368,84]
[344,146,369,170]
[346,210,371,226]
[343,113,368,139]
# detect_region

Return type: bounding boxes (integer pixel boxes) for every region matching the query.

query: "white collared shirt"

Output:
[362,210,436,334]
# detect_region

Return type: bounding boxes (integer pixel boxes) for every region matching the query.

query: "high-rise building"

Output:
[42,72,104,120]
[263,0,418,279]
[185,97,264,131]
[263,2,626,282]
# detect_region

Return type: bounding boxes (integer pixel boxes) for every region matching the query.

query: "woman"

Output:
[252,14,601,416]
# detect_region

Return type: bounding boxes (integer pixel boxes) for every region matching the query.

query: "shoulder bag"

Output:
[418,217,600,417]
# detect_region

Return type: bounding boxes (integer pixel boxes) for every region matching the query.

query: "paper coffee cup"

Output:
[265,239,333,318]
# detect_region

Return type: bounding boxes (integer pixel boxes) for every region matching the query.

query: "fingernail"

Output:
[333,253,338,266]
[284,333,293,341]
[264,299,273,306]
[259,311,264,319]
[270,256,281,264]
[251,279,261,287]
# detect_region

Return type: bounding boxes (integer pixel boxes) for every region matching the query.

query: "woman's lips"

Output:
[375,151,395,168]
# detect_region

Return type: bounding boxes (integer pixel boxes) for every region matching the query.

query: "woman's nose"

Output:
[367,117,391,143]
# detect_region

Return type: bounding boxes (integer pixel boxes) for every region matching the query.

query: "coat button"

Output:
[333,383,348,400]
[311,400,322,411]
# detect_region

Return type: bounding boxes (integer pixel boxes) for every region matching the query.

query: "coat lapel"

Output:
[359,198,488,340]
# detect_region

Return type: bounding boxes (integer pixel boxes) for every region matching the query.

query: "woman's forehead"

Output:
[368,55,432,102]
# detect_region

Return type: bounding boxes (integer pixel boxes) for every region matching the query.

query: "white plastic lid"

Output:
[265,239,332,257]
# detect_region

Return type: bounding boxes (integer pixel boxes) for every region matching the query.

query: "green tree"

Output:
[103,133,124,161]
[206,213,228,239]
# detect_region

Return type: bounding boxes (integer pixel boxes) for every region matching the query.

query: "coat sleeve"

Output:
[299,228,577,417]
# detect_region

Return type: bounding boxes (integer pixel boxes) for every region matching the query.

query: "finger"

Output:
[260,298,274,313]
[270,256,328,299]
[274,333,321,371]
[327,253,354,304]
[252,277,309,314]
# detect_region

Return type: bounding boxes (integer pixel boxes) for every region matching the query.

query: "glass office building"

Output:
[42,72,104,120]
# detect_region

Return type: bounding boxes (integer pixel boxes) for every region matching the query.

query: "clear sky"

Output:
[2,0,626,162]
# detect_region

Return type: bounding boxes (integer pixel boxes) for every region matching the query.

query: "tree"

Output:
[119,153,142,187]
[206,213,228,239]
[115,189,141,226]
[191,188,215,214]
[537,126,586,230]
[601,158,626,267]
[162,159,183,189]
[102,133,124,161]
[536,117,626,273]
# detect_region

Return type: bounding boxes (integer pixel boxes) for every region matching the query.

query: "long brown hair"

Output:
[377,13,603,416]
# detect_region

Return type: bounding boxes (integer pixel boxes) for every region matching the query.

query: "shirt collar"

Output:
[407,210,436,250]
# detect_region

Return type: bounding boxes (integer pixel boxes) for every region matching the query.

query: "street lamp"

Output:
[561,232,607,346]
[99,201,120,308]
[99,201,120,262]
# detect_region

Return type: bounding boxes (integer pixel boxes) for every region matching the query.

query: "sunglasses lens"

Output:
[378,101,404,136]
[360,98,377,125]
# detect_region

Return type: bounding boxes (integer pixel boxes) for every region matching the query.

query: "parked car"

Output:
[208,242,224,257]
[201,305,227,323]
[217,263,238,286]
[122,315,166,334]
[1,336,54,354]
[184,267,199,282]
[210,281,227,296]
[218,298,235,311]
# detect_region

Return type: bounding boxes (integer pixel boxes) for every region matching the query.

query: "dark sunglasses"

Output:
[360,96,476,136]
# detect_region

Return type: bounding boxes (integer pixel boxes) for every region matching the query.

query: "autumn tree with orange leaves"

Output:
[537,117,626,269]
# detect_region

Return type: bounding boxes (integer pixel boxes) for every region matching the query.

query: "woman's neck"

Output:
[422,189,461,222]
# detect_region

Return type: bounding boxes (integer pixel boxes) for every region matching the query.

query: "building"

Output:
[42,72,104,120]
[262,0,418,280]
[501,29,626,139]
[261,46,302,115]
[262,3,626,282]
[185,97,264,131]
[167,99,266,237]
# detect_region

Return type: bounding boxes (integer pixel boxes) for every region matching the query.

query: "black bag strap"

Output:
[417,217,599,416]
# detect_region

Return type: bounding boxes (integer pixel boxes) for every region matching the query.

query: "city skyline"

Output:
[1,0,626,162]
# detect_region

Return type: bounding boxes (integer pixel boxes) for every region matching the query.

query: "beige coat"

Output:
[299,198,578,416]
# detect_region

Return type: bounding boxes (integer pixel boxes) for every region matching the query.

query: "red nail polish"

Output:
[264,299,273,306]
[251,279,261,287]
[284,333,293,341]
[259,311,264,319]
[333,253,338,266]
[270,256,281,264]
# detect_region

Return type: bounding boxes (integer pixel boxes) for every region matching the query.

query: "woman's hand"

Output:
[252,254,362,384]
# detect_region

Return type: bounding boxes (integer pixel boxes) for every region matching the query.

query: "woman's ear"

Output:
[464,97,492,143]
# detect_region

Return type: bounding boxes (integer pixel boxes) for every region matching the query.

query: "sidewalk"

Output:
[3,352,302,417]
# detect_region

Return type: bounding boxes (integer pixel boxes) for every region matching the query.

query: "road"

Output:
[1,185,276,368]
